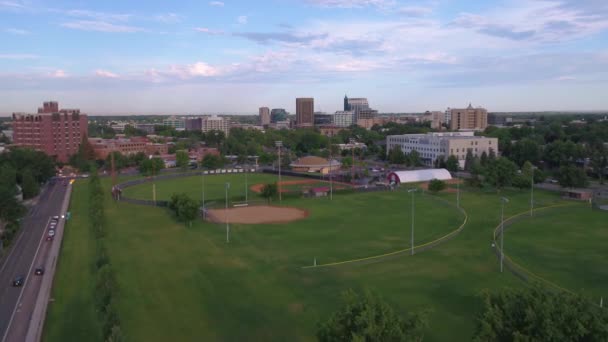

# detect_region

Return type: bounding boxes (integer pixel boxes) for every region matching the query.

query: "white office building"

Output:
[386,131,498,168]
[334,111,354,127]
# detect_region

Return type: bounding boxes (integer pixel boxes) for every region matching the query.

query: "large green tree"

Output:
[318,290,428,342]
[388,146,406,165]
[168,193,199,225]
[484,157,518,190]
[260,182,278,203]
[175,150,190,171]
[557,164,588,188]
[445,155,459,172]
[474,286,608,341]
[201,154,224,170]
[20,168,39,199]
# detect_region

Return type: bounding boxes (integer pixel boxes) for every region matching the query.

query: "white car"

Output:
[48,230,55,237]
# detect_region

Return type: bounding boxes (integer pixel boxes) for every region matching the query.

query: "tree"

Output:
[388,146,406,165]
[105,152,127,173]
[317,290,428,342]
[428,179,446,193]
[201,154,224,170]
[474,285,608,341]
[480,151,488,167]
[0,164,24,222]
[484,157,518,190]
[168,193,199,225]
[260,183,278,203]
[557,164,588,188]
[446,155,459,172]
[511,139,541,167]
[409,149,421,167]
[175,150,190,171]
[20,168,39,199]
[464,150,475,172]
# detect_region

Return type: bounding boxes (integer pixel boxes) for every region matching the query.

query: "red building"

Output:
[12,102,88,162]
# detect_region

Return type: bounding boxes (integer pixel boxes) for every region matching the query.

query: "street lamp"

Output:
[530,166,537,217]
[201,169,206,218]
[456,176,460,209]
[349,138,356,185]
[408,188,418,255]
[225,182,230,243]
[500,196,509,273]
[275,141,283,202]
[244,163,248,203]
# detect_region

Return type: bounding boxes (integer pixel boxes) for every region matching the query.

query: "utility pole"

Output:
[500,197,509,273]
[329,145,333,201]
[349,138,355,185]
[408,188,418,255]
[202,169,206,217]
[276,141,283,202]
[245,165,248,203]
[456,177,460,209]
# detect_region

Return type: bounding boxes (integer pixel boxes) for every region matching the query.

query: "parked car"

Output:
[48,230,55,237]
[52,215,60,220]
[12,276,24,287]
[34,267,44,275]
[46,235,54,241]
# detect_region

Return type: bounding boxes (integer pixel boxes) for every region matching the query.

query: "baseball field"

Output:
[44,172,602,341]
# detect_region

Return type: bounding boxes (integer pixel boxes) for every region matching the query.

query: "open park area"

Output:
[43,172,604,341]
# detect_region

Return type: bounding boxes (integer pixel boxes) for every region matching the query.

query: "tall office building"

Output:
[185,118,203,131]
[259,107,270,126]
[344,95,370,122]
[12,101,88,162]
[202,115,230,136]
[334,111,354,127]
[449,104,488,130]
[296,98,314,128]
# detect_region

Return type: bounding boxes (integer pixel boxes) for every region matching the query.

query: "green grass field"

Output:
[45,173,579,341]
[122,173,311,202]
[505,205,607,299]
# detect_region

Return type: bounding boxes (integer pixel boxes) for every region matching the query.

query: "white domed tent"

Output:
[387,169,452,184]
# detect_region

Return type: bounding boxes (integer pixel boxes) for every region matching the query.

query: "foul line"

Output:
[492,203,579,295]
[302,198,468,269]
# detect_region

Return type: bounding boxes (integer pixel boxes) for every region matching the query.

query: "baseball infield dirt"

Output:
[206,205,308,224]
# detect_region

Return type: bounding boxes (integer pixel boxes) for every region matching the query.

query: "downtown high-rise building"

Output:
[296,98,314,128]
[344,95,371,122]
[12,101,88,162]
[259,107,270,126]
[449,104,488,130]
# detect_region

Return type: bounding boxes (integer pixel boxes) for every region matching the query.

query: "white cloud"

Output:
[209,1,224,7]
[4,28,29,35]
[237,15,248,24]
[49,70,68,78]
[61,20,143,33]
[0,53,38,59]
[0,1,26,10]
[95,69,120,78]
[64,9,132,22]
[154,13,182,23]
[306,0,395,9]
[194,27,225,35]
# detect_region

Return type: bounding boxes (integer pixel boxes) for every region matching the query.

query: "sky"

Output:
[1,0,608,115]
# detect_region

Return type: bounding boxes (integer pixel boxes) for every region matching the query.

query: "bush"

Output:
[428,179,447,193]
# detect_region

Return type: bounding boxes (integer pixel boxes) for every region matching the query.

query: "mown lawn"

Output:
[506,205,607,299]
[43,180,101,342]
[46,173,571,341]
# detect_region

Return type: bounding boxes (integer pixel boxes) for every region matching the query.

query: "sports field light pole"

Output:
[530,166,537,217]
[225,182,230,243]
[408,188,418,256]
[500,197,509,273]
[329,146,333,201]
[275,141,283,202]
[245,164,249,203]
[456,176,460,209]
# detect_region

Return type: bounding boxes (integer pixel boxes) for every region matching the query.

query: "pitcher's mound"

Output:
[206,205,308,224]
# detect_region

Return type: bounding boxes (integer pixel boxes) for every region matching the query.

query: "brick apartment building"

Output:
[12,101,88,162]
[88,137,168,159]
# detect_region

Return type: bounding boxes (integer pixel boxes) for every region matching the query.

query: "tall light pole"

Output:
[500,196,509,273]
[349,138,356,185]
[456,176,460,209]
[329,145,333,201]
[408,188,418,255]
[245,164,248,203]
[225,182,230,243]
[530,166,537,217]
[202,169,206,217]
[275,141,283,202]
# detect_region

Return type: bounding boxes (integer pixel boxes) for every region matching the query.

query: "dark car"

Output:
[46,235,54,241]
[12,276,24,287]
[34,268,44,275]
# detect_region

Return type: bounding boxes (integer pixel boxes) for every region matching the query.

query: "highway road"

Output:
[0,180,69,342]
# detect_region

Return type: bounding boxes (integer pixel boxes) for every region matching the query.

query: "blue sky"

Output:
[1,0,608,115]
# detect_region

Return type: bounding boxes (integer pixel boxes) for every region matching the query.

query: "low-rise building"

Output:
[318,125,345,137]
[89,137,168,159]
[202,115,230,136]
[290,156,341,174]
[163,116,185,131]
[386,131,498,168]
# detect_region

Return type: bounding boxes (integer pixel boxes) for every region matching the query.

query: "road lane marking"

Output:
[1,216,50,342]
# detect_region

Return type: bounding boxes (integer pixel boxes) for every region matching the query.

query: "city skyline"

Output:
[2,0,608,115]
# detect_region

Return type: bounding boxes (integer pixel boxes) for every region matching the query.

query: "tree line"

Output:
[318,285,608,341]
[88,169,124,342]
